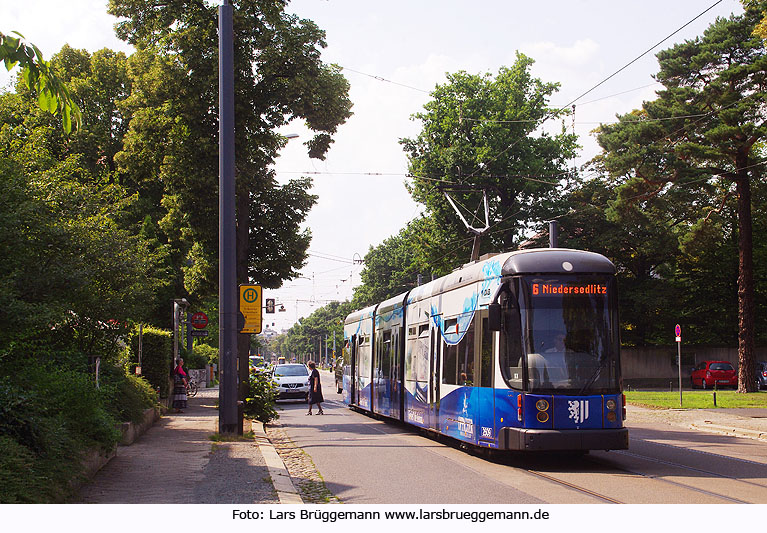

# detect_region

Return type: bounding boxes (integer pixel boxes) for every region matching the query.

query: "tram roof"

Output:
[503,248,615,276]
[345,248,615,318]
[344,303,377,326]
[407,248,614,304]
[376,292,408,315]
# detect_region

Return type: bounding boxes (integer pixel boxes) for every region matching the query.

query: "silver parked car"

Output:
[271,364,310,401]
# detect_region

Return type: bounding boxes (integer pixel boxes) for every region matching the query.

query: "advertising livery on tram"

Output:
[340,248,628,452]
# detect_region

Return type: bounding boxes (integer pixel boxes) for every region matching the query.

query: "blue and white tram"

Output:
[342,248,628,452]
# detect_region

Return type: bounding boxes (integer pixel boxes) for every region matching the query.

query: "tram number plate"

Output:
[481,427,493,438]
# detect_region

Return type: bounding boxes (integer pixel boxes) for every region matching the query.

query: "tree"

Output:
[107,0,352,401]
[535,176,684,346]
[744,1,767,39]
[401,55,578,268]
[352,217,435,308]
[107,0,352,297]
[0,117,167,360]
[1,31,81,132]
[596,9,767,391]
[274,301,354,363]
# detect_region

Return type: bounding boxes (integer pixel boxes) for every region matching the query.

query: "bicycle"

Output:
[186,378,199,398]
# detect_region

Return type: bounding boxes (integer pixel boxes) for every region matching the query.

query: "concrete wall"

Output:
[621,345,767,388]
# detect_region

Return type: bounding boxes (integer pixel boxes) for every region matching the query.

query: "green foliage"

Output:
[0,364,120,503]
[353,217,437,307]
[127,326,172,398]
[98,364,158,425]
[271,301,354,363]
[0,355,161,503]
[191,343,219,367]
[401,57,578,264]
[243,371,279,424]
[594,9,767,380]
[107,0,352,303]
[0,31,82,132]
[180,346,208,371]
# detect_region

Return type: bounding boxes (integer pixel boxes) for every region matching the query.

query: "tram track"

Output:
[522,468,624,503]
[608,449,767,490]
[582,450,764,503]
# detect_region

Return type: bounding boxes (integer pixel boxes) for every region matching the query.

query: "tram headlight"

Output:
[535,399,549,411]
[606,411,617,422]
[536,411,549,423]
[605,399,617,411]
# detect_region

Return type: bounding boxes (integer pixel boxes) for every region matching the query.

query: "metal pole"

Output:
[186,312,193,353]
[677,340,683,407]
[549,220,559,248]
[173,302,179,365]
[219,0,239,434]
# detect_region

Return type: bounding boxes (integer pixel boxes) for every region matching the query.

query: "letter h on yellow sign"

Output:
[239,284,262,334]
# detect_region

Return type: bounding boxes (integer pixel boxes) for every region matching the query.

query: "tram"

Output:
[341,248,628,452]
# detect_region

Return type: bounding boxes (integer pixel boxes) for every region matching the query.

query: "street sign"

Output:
[675,324,681,342]
[191,312,208,329]
[239,284,262,334]
[191,329,209,337]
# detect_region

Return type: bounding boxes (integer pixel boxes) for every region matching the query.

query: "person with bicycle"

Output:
[171,357,188,413]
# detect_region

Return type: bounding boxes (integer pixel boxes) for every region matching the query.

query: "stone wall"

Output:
[621,345,767,388]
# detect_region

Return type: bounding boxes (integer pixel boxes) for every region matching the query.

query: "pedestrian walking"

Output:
[306,360,324,415]
[171,357,188,413]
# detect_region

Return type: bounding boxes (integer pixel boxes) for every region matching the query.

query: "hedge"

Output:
[128,326,172,398]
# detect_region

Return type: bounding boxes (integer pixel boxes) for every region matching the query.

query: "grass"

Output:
[209,430,256,442]
[625,390,767,409]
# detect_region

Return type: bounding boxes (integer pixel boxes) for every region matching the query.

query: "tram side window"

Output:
[442,319,458,385]
[382,330,392,381]
[502,297,524,390]
[416,324,429,382]
[458,320,475,386]
[480,317,492,388]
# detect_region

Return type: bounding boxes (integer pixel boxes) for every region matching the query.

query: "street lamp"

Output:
[172,298,190,367]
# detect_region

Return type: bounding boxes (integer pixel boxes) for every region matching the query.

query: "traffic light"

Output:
[265,298,275,313]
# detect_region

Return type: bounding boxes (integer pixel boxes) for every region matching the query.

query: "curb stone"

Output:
[252,422,303,504]
[263,421,340,504]
[689,422,767,441]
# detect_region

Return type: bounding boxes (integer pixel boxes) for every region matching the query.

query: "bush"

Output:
[180,346,209,370]
[0,363,122,503]
[127,325,172,398]
[243,371,279,424]
[98,364,158,424]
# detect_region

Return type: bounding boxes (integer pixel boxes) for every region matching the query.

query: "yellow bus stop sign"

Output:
[239,284,262,334]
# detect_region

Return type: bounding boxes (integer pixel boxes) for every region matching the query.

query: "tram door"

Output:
[477,311,496,446]
[349,335,357,406]
[428,319,442,431]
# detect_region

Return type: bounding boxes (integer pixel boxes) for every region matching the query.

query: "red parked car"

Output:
[691,360,737,389]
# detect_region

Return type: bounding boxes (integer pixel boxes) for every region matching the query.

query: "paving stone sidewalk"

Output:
[77,386,279,504]
[627,404,767,441]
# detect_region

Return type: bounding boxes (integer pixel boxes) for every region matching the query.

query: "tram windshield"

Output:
[500,274,620,395]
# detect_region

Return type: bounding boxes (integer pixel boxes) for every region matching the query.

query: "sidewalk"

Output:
[77,385,766,504]
[627,404,767,441]
[77,386,289,504]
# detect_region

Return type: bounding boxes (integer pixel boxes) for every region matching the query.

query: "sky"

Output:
[1,0,746,332]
